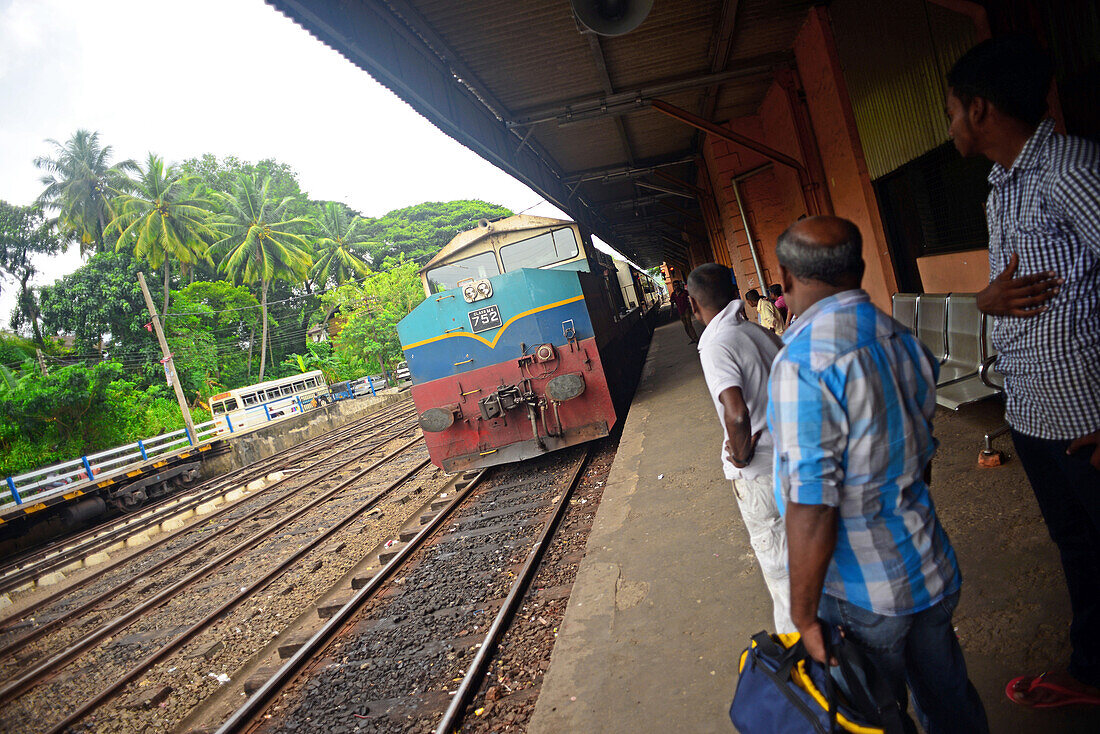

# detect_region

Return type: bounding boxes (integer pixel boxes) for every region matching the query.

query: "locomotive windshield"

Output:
[499,227,578,272]
[425,251,499,294]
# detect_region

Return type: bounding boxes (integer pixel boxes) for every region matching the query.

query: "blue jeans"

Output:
[819,591,988,734]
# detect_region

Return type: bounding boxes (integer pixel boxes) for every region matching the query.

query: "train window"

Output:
[211,401,225,416]
[266,388,281,401]
[425,251,499,294]
[500,228,578,272]
[280,385,294,396]
[223,398,238,412]
[305,378,317,388]
[293,381,306,392]
[242,393,257,406]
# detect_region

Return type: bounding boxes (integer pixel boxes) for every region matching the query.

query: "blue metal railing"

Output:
[1,382,378,510]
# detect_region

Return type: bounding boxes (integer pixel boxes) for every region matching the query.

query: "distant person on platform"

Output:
[686,263,794,633]
[768,216,988,733]
[769,283,789,325]
[744,288,785,336]
[946,35,1100,709]
[670,280,698,343]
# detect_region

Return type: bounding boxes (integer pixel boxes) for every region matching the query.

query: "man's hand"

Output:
[797,619,836,666]
[1068,430,1100,471]
[725,430,762,468]
[976,253,1061,317]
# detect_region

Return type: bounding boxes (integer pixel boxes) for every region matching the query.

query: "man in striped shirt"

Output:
[947,36,1100,708]
[768,216,988,733]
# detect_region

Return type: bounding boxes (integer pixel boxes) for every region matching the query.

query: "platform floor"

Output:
[529,313,1094,733]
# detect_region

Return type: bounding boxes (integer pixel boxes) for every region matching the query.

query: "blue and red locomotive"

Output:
[397,215,660,472]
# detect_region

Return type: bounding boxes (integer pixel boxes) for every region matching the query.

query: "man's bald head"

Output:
[775,216,865,288]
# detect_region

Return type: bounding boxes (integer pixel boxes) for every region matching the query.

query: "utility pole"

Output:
[137,271,197,444]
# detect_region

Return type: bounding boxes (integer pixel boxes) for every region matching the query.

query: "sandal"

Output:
[1006,673,1100,709]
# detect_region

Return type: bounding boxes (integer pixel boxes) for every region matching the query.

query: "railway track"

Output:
[0,399,414,597]
[0,403,450,733]
[212,444,593,734]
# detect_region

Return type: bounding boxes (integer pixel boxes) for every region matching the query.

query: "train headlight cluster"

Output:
[461,278,493,303]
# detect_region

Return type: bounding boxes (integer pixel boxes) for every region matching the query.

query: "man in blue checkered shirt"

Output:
[768,216,988,734]
[946,36,1100,709]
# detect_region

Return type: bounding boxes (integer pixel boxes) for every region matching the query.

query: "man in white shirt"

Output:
[687,263,794,633]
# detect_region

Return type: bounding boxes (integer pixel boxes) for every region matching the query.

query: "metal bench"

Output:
[938,294,983,386]
[891,293,918,333]
[936,297,1002,410]
[915,293,949,364]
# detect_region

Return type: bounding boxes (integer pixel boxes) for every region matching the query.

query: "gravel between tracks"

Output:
[0,430,446,733]
[249,439,615,734]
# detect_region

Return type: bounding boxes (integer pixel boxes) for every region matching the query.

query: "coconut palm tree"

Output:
[310,202,373,287]
[107,154,221,316]
[34,130,137,255]
[210,174,313,379]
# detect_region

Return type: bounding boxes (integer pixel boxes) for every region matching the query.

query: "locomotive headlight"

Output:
[546,373,586,402]
[462,286,477,303]
[476,280,492,298]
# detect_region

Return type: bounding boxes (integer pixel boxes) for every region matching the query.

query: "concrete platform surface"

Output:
[529,314,1094,733]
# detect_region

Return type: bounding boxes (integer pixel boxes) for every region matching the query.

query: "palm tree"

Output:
[210,174,313,379]
[107,154,221,316]
[310,202,373,287]
[34,130,137,255]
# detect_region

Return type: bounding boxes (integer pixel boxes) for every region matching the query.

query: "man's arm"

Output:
[787,503,838,664]
[769,359,847,663]
[719,386,760,468]
[977,252,1061,317]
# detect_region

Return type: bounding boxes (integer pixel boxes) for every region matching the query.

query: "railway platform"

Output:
[529,313,1094,733]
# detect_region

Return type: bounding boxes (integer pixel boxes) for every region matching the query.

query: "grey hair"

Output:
[775,218,864,286]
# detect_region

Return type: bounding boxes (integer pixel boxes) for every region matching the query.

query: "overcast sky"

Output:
[0,0,574,323]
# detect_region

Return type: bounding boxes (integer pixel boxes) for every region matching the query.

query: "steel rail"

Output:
[0,400,413,591]
[435,448,590,733]
[0,420,419,661]
[0,399,411,576]
[215,468,490,734]
[0,433,424,706]
[0,405,415,631]
[45,454,435,734]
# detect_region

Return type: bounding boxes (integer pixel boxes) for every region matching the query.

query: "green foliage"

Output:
[164,281,262,398]
[0,201,62,342]
[38,249,154,359]
[33,130,137,255]
[180,154,314,219]
[210,174,314,379]
[0,361,123,442]
[0,364,208,479]
[357,200,511,263]
[325,260,425,374]
[310,201,373,288]
[108,154,221,315]
[0,333,37,370]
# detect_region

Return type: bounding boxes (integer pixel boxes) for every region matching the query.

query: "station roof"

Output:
[267,0,816,266]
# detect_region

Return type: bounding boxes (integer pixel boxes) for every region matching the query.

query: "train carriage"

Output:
[398,215,659,472]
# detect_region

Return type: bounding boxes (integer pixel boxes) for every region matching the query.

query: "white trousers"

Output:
[732,475,795,634]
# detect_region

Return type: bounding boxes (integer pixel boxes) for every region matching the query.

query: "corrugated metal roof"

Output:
[830,0,977,179]
[269,0,818,265]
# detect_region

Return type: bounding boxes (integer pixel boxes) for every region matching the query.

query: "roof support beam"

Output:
[506,52,789,127]
[583,32,635,165]
[699,0,742,121]
[649,98,823,217]
[563,156,696,185]
[634,180,695,199]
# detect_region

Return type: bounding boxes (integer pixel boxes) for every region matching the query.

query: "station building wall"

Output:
[697,6,897,315]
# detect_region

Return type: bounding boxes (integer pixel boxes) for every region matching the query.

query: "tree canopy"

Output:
[3,130,518,478]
